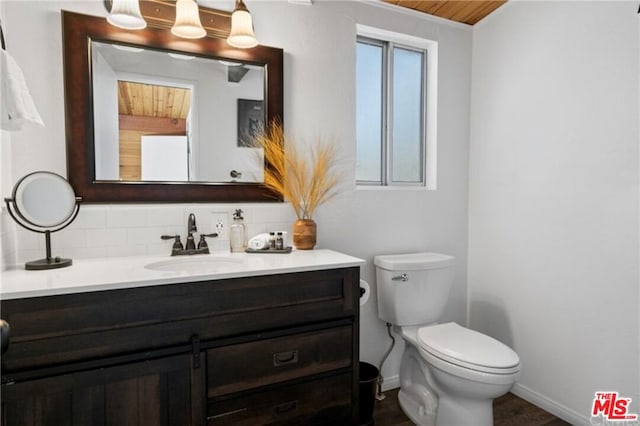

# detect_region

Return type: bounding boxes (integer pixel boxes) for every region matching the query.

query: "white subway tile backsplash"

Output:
[147,243,170,256]
[147,207,184,227]
[15,228,40,250]
[106,207,149,228]
[16,249,44,264]
[246,223,267,239]
[182,206,215,226]
[72,207,106,229]
[107,245,147,258]
[251,205,295,223]
[207,239,229,252]
[61,247,108,260]
[2,251,15,270]
[164,226,185,238]
[270,222,294,234]
[85,228,127,248]
[127,227,166,246]
[9,203,293,263]
[51,229,86,250]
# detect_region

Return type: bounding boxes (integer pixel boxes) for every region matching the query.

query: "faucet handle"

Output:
[161,235,184,251]
[197,233,218,250]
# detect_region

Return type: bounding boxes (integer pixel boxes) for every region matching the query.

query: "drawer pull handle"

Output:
[273,350,298,366]
[274,400,298,415]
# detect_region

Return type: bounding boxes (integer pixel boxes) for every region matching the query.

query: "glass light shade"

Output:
[107,0,146,30]
[171,0,206,39]
[227,2,258,48]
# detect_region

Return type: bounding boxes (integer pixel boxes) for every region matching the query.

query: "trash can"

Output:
[359,362,379,426]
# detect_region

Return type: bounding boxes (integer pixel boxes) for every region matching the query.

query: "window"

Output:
[356,27,435,187]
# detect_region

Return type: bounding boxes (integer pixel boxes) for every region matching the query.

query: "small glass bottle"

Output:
[275,232,284,250]
[269,232,276,249]
[230,209,247,253]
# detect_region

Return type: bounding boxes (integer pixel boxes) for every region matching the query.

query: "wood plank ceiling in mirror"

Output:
[383,1,507,25]
[117,82,190,180]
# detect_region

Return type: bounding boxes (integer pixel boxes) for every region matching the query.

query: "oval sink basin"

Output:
[145,257,244,274]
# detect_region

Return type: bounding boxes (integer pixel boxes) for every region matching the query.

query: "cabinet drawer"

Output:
[207,373,352,425]
[207,326,352,397]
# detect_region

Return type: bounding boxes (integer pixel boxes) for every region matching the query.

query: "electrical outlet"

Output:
[210,212,228,239]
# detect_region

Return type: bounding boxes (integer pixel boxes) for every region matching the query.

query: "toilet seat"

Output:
[418,323,520,375]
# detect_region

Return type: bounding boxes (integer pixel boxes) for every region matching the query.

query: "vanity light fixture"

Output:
[171,0,207,39]
[106,0,147,30]
[227,0,258,49]
[104,0,258,46]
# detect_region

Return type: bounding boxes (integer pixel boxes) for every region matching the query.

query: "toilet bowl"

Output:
[400,323,520,425]
[374,253,521,426]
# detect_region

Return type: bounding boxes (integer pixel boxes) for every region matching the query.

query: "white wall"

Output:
[0,0,472,385]
[469,1,639,423]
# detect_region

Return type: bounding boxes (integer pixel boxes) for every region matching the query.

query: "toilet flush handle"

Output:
[392,273,409,282]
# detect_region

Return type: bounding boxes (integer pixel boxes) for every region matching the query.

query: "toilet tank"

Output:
[374,252,456,326]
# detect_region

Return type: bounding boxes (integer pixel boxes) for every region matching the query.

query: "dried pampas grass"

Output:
[252,121,343,220]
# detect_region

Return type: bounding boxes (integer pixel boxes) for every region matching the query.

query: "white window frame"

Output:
[356,25,438,190]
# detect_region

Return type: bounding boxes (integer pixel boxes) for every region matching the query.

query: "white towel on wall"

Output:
[1,49,44,131]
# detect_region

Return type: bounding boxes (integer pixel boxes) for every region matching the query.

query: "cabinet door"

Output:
[1,353,205,426]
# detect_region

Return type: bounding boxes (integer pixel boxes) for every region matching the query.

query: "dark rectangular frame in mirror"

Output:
[62,8,283,203]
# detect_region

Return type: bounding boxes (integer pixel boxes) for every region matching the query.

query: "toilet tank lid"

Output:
[374,252,456,271]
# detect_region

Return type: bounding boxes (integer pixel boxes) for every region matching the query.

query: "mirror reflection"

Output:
[91,41,264,183]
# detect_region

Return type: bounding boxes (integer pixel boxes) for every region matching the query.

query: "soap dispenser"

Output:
[230,209,247,253]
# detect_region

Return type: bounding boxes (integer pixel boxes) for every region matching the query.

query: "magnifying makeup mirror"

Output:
[4,171,82,270]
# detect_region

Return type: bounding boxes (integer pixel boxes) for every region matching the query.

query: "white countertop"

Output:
[1,249,365,300]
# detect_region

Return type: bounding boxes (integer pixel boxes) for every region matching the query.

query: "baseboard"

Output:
[380,376,588,424]
[511,383,588,425]
[381,374,400,392]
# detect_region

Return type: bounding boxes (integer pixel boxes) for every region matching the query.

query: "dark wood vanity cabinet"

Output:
[0,267,360,425]
[1,353,204,426]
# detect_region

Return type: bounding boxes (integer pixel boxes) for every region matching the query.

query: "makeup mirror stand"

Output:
[4,199,81,270]
[4,172,82,270]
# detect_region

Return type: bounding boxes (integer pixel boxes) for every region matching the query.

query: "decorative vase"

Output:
[293,219,317,250]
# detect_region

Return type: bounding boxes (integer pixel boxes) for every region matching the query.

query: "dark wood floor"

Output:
[373,388,571,426]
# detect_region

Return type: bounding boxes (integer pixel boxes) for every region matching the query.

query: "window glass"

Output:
[356,41,384,183]
[392,47,424,183]
[356,36,427,187]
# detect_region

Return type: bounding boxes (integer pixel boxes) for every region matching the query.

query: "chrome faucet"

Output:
[161,213,218,256]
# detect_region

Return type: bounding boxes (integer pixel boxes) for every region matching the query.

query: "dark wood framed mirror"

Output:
[62,6,283,203]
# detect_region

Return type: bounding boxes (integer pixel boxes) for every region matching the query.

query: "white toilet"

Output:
[374,252,521,426]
